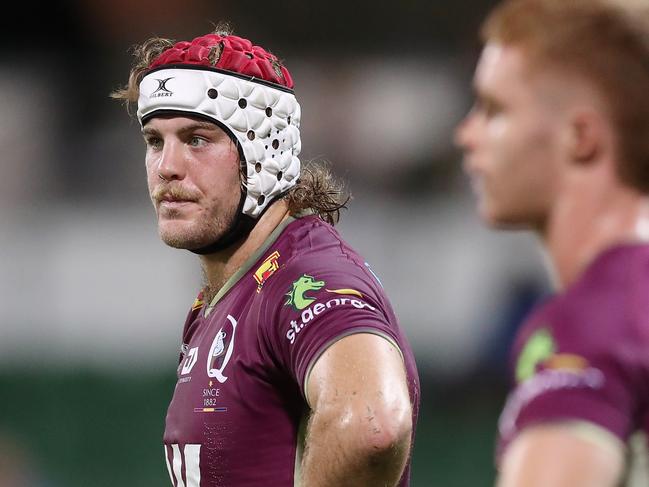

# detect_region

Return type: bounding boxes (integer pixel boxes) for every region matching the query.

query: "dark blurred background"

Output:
[0,1,552,485]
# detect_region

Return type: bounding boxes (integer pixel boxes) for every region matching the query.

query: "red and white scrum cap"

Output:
[137,34,302,218]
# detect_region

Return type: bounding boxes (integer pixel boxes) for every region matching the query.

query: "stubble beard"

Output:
[158,202,239,251]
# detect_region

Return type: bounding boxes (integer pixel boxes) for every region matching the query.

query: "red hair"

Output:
[483,0,649,192]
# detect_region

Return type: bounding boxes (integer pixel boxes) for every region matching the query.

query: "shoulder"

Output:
[498,247,649,460]
[279,215,360,263]
[245,215,391,338]
[250,217,403,384]
[264,215,386,304]
[508,245,649,392]
[516,245,649,359]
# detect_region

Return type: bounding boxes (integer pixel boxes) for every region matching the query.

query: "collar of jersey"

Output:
[203,212,309,317]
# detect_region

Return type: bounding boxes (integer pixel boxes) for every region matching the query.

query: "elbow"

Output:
[306,398,413,483]
[362,403,413,455]
[315,399,413,455]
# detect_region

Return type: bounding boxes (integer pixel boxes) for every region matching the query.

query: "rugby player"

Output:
[455,0,649,485]
[112,27,419,486]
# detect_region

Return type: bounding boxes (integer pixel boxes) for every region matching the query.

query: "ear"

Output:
[567,110,606,165]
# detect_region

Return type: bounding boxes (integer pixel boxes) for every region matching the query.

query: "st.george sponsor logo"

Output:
[515,327,590,383]
[284,274,372,343]
[286,296,376,344]
[285,274,365,310]
[285,274,325,310]
[516,328,555,383]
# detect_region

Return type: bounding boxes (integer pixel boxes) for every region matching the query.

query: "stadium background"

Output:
[0,1,552,485]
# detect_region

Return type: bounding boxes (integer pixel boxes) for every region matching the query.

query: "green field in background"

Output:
[0,370,502,486]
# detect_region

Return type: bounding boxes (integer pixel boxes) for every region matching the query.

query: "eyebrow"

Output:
[141,121,219,137]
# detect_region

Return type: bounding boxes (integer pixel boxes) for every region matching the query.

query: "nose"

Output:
[157,139,186,182]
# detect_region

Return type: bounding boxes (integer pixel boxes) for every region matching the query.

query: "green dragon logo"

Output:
[516,328,556,383]
[285,274,326,310]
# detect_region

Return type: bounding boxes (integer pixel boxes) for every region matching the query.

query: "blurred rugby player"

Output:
[456,0,649,486]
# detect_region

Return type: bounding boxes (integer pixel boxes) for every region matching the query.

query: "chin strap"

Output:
[189,191,255,255]
[189,190,287,255]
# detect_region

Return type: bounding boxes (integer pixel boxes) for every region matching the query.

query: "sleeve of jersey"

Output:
[262,263,401,399]
[503,312,642,445]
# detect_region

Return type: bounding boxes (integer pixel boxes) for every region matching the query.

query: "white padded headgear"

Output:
[137,67,302,218]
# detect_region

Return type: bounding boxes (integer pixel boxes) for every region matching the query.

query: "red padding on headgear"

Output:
[149,34,294,89]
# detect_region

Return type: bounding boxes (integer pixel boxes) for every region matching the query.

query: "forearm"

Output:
[300,405,412,487]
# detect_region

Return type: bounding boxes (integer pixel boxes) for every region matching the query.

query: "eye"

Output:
[189,135,207,148]
[477,97,503,119]
[484,102,499,118]
[144,135,162,150]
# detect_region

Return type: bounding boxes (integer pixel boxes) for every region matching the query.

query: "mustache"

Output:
[151,184,201,203]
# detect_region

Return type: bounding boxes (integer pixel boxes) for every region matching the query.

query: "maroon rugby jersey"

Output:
[163,214,420,486]
[497,244,649,466]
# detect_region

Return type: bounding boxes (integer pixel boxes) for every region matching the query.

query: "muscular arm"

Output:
[497,423,625,487]
[301,333,413,487]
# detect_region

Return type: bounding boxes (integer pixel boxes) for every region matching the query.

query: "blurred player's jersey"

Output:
[163,214,420,487]
[497,244,649,483]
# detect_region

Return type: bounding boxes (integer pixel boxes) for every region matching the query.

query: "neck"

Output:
[541,177,649,289]
[199,200,291,298]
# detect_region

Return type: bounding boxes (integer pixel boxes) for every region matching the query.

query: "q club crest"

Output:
[207,314,238,383]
